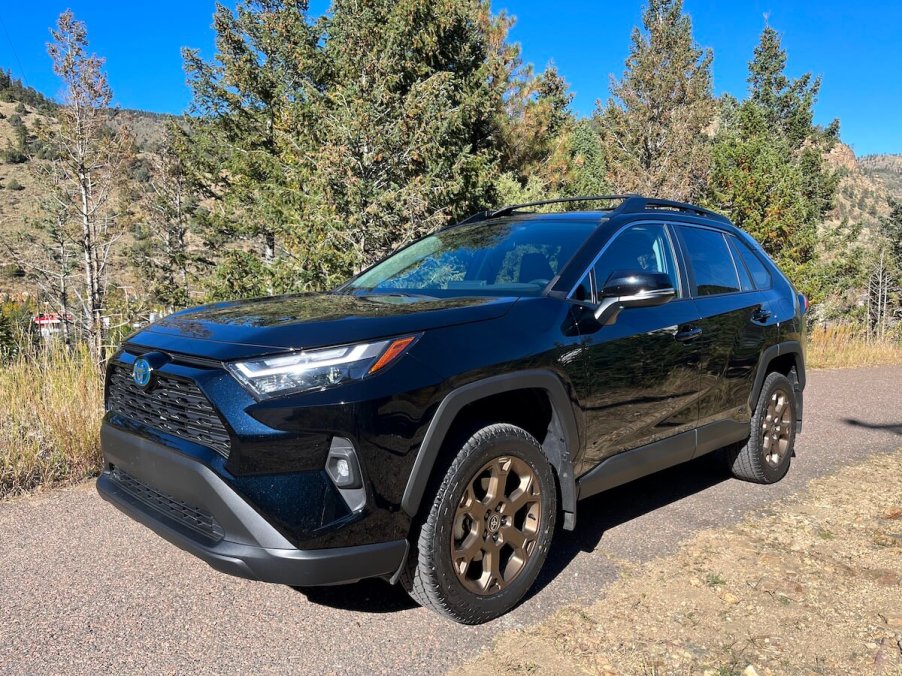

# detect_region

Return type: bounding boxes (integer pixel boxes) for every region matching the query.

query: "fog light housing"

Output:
[326,438,361,489]
[326,437,366,512]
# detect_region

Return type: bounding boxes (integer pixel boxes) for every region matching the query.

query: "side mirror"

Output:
[594,271,676,325]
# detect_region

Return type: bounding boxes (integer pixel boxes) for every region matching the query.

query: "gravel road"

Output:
[1,366,900,675]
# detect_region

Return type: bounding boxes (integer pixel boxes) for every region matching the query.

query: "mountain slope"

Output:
[859,154,902,201]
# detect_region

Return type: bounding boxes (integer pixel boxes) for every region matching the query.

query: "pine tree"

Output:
[500,63,574,185]
[179,0,517,294]
[596,0,714,201]
[308,0,510,270]
[560,119,609,197]
[180,0,325,297]
[132,125,198,309]
[708,25,839,301]
[748,26,839,150]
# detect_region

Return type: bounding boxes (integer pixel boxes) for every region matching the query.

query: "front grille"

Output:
[111,467,225,542]
[107,361,231,458]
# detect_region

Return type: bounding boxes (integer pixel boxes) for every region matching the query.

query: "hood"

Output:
[128,292,517,360]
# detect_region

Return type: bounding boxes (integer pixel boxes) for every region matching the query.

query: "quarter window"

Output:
[680,227,741,296]
[729,236,773,290]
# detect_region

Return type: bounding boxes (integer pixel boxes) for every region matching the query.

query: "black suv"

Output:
[98,195,806,624]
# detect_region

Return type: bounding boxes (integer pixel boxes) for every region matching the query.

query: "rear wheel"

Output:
[729,371,797,483]
[402,423,557,624]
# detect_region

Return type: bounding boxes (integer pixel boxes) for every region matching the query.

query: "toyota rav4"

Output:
[97,195,807,624]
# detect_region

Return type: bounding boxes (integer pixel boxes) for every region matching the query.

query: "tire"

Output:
[729,371,797,484]
[401,423,557,624]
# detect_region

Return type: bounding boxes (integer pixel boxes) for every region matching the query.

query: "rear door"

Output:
[675,224,775,431]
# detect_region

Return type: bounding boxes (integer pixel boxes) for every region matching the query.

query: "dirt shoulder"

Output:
[455,449,902,676]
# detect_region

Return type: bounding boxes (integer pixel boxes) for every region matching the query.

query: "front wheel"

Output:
[402,423,557,624]
[729,371,797,484]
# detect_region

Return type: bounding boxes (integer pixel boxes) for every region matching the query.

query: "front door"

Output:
[574,222,702,476]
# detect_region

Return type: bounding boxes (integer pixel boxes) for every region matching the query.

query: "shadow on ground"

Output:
[294,454,730,615]
[843,418,902,435]
[526,453,730,601]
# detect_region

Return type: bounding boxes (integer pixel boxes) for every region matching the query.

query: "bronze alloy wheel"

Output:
[450,455,542,595]
[761,387,793,467]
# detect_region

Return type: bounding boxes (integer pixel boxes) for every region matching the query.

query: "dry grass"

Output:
[0,345,104,499]
[807,324,902,369]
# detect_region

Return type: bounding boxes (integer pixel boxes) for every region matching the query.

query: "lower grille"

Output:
[111,467,225,542]
[106,361,231,458]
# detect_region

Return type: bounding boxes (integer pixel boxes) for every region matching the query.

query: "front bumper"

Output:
[97,423,408,586]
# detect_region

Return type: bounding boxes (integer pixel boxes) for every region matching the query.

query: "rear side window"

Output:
[729,236,773,290]
[680,227,740,296]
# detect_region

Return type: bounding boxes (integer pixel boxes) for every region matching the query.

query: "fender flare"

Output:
[400,370,581,530]
[749,340,806,410]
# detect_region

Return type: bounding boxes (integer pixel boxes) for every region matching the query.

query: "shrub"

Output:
[5,178,24,190]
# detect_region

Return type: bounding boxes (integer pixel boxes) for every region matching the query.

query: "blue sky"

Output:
[1,1,900,156]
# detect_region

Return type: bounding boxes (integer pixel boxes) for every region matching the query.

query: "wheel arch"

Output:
[750,341,806,426]
[400,370,581,531]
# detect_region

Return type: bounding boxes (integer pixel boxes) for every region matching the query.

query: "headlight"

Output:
[226,335,419,399]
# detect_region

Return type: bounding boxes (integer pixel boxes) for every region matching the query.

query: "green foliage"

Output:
[0,68,57,112]
[880,199,902,261]
[205,250,273,300]
[748,27,839,149]
[5,179,24,191]
[500,62,574,184]
[179,0,327,297]
[2,113,28,163]
[312,0,509,264]
[178,0,523,298]
[130,125,200,309]
[595,0,715,201]
[707,25,839,302]
[559,120,609,197]
[0,300,34,360]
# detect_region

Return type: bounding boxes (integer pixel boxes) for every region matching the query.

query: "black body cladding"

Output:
[97,195,806,592]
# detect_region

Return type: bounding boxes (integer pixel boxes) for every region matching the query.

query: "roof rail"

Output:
[618,196,731,223]
[456,194,730,225]
[489,195,636,219]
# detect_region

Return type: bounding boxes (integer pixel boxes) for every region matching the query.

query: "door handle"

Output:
[753,309,772,323]
[675,326,703,343]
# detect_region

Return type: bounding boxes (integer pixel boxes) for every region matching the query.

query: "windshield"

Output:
[342,219,597,298]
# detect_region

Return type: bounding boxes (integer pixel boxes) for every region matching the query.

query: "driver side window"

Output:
[591,224,680,301]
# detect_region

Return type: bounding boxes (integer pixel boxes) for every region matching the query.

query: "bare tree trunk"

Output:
[264,230,275,295]
[78,171,104,360]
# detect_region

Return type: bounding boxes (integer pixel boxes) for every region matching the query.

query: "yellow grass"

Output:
[0,344,104,499]
[807,324,902,369]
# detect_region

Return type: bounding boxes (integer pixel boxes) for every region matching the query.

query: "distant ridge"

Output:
[859,154,902,200]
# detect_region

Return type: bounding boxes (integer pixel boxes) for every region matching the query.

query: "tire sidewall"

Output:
[755,373,796,482]
[428,428,556,620]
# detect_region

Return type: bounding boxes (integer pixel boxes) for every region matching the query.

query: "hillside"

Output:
[0,98,49,230]
[0,92,167,298]
[859,153,902,200]
[825,143,895,227]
